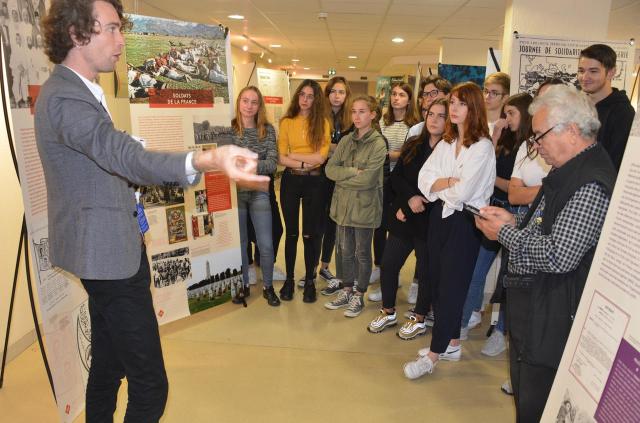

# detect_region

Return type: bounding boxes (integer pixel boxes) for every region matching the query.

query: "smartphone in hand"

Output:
[463,203,485,219]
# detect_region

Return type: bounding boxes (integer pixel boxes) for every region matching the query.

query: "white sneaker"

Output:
[407,281,418,304]
[272,266,286,281]
[368,286,382,302]
[481,330,506,356]
[403,355,436,379]
[501,380,513,395]
[368,309,398,333]
[418,344,461,361]
[369,266,380,284]
[459,326,469,341]
[468,310,482,329]
[248,266,257,285]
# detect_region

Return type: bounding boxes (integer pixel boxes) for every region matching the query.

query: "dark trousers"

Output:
[280,171,323,280]
[507,287,557,423]
[381,233,430,315]
[427,203,481,353]
[81,248,168,423]
[247,177,283,266]
[372,202,389,266]
[314,175,337,265]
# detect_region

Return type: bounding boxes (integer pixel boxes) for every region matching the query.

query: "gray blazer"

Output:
[35,65,196,280]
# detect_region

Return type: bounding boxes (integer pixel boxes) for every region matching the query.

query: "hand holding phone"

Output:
[463,203,485,219]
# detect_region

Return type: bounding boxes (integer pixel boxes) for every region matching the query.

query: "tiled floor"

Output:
[0,243,515,423]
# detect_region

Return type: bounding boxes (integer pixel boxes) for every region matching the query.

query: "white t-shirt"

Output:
[511,142,551,187]
[418,137,496,218]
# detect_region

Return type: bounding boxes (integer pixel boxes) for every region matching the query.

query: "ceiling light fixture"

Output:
[392,37,404,43]
[303,67,310,70]
[242,45,249,52]
[228,14,244,20]
[270,44,282,48]
[291,58,300,62]
[348,55,358,59]
[268,58,272,64]
[348,66,356,69]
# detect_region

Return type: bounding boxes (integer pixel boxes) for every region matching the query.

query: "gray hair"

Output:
[529,84,600,140]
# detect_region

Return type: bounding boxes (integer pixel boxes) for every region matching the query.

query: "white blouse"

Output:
[418,137,496,218]
[511,142,551,188]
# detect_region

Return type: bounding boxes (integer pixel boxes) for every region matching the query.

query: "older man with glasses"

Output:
[474,85,616,423]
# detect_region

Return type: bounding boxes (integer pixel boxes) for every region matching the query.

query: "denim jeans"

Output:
[238,190,274,287]
[336,225,374,293]
[461,202,528,332]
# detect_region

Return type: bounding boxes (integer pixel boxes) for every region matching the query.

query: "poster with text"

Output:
[255,67,290,130]
[542,99,640,422]
[123,14,242,326]
[509,34,635,96]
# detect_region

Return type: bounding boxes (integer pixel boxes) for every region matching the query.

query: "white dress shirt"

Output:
[418,137,496,218]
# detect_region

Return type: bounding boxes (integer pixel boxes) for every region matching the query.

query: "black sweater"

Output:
[595,88,635,172]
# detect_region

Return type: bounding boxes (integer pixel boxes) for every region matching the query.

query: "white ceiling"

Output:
[122,0,640,75]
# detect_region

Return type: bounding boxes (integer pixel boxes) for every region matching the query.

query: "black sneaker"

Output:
[303,279,317,303]
[263,286,281,307]
[279,279,294,301]
[297,275,316,288]
[320,278,343,296]
[319,268,336,281]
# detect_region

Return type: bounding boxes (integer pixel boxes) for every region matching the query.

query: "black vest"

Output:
[517,143,616,369]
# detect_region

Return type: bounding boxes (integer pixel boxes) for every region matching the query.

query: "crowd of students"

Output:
[227,43,634,420]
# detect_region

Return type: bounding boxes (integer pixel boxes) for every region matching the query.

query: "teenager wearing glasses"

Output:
[278,80,331,303]
[367,98,448,337]
[483,72,510,136]
[310,77,354,292]
[370,83,420,289]
[406,82,495,379]
[406,76,452,140]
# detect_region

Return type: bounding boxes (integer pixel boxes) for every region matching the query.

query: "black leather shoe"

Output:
[263,286,281,307]
[303,279,317,303]
[279,279,294,301]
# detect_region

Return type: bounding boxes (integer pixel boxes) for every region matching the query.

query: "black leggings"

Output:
[280,171,323,281]
[381,233,430,315]
[316,175,337,264]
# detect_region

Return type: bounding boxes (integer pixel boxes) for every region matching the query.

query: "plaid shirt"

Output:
[498,182,610,275]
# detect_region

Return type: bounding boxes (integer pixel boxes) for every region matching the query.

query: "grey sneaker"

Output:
[367,309,397,333]
[403,355,436,379]
[481,330,506,356]
[425,310,435,327]
[344,294,365,317]
[407,281,418,304]
[324,289,352,310]
[397,316,428,340]
[321,278,344,296]
[418,344,462,361]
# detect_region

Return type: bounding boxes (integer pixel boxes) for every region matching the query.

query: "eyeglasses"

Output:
[298,92,315,101]
[421,89,441,98]
[482,89,506,99]
[527,125,556,146]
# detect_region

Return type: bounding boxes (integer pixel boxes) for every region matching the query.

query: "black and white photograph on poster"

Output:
[191,212,214,239]
[193,117,234,145]
[32,237,51,271]
[186,249,242,313]
[123,14,229,103]
[75,302,91,378]
[151,247,192,288]
[510,35,635,96]
[0,0,50,109]
[165,205,188,244]
[140,184,185,209]
[555,390,594,423]
[194,189,208,213]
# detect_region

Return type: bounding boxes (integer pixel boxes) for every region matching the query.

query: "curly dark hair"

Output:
[42,0,130,64]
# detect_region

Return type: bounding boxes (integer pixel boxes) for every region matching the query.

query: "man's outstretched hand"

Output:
[193,145,270,190]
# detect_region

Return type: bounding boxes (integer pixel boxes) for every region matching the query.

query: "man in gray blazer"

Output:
[36,1,268,422]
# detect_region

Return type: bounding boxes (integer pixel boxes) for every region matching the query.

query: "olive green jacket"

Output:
[325,129,387,228]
